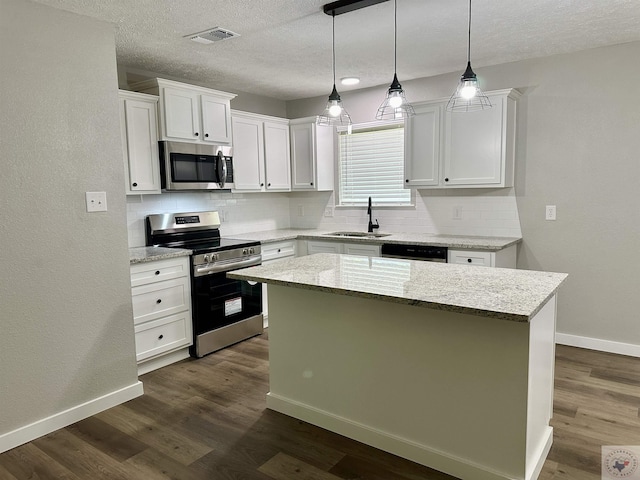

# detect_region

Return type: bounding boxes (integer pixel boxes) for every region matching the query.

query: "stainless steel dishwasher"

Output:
[380,244,448,262]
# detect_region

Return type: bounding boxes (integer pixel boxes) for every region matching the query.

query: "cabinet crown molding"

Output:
[412,88,521,109]
[130,78,237,100]
[231,109,289,124]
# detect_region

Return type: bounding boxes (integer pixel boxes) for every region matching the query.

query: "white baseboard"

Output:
[267,393,522,480]
[556,333,640,358]
[0,381,143,454]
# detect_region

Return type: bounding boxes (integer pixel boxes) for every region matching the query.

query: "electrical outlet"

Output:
[324,207,334,218]
[453,206,463,220]
[297,205,305,217]
[85,192,107,212]
[545,205,556,221]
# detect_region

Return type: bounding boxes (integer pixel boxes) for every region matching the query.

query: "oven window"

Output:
[192,272,262,334]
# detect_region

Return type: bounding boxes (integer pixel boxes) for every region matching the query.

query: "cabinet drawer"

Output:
[130,257,189,287]
[262,241,296,262]
[448,250,494,267]
[132,277,190,325]
[135,312,191,362]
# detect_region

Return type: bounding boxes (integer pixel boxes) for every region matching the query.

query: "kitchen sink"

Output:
[325,231,391,238]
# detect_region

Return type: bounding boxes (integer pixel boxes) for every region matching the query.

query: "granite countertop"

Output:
[229,228,521,251]
[228,253,567,322]
[129,246,192,264]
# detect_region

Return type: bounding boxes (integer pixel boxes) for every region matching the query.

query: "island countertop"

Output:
[228,253,567,322]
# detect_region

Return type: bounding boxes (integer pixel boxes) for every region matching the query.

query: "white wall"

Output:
[0,0,141,451]
[287,41,640,353]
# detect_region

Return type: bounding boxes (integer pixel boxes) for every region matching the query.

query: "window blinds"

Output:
[338,125,410,206]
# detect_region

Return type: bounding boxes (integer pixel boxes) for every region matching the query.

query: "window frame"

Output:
[335,120,414,208]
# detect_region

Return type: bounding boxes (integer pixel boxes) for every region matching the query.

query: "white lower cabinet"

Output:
[448,244,517,268]
[306,240,380,257]
[261,241,297,323]
[130,256,193,374]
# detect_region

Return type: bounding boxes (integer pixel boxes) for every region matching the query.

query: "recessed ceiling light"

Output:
[341,77,360,86]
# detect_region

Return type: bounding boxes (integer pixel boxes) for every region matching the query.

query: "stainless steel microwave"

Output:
[159,141,234,191]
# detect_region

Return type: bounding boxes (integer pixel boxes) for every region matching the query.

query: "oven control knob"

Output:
[242,248,248,255]
[203,254,210,263]
[212,253,218,262]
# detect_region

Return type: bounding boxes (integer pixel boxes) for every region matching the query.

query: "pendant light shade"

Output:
[317,13,352,127]
[446,0,491,112]
[376,0,414,120]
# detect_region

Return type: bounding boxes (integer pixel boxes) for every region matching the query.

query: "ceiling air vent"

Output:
[185,27,240,45]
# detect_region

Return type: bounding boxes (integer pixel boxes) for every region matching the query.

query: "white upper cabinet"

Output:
[404,103,441,187]
[290,117,335,191]
[263,121,291,190]
[201,94,232,144]
[231,111,290,192]
[131,78,235,145]
[162,87,200,141]
[405,89,520,188]
[119,90,161,195]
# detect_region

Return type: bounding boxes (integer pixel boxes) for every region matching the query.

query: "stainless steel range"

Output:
[145,211,263,358]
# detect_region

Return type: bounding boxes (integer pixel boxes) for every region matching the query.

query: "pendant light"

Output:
[376,0,414,120]
[317,12,352,127]
[446,0,491,112]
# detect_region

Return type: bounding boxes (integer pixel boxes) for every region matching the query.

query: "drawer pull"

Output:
[467,258,472,263]
[155,270,160,275]
[156,299,162,304]
[277,249,281,253]
[158,334,164,340]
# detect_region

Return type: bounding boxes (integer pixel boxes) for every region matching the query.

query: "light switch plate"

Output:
[86,191,107,212]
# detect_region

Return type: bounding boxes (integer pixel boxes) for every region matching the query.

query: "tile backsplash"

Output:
[289,189,522,237]
[127,188,522,247]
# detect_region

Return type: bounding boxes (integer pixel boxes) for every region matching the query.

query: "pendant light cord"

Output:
[394,0,397,73]
[332,13,336,85]
[467,0,472,63]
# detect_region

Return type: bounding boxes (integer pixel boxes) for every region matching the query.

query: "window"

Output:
[337,122,411,206]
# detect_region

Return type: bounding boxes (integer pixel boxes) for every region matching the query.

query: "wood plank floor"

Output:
[1,331,639,480]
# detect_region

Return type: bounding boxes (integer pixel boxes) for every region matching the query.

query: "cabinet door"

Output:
[264,122,291,191]
[231,116,265,190]
[404,104,440,187]
[201,94,231,144]
[290,122,316,189]
[122,97,160,194]
[443,95,505,186]
[162,87,200,141]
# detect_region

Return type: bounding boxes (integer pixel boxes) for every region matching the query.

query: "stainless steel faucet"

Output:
[367,197,379,233]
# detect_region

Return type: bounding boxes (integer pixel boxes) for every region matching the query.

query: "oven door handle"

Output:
[194,255,262,277]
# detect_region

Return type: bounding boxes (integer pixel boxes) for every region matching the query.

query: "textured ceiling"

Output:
[31,0,640,100]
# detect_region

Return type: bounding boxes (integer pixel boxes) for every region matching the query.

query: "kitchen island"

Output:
[229,254,567,480]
